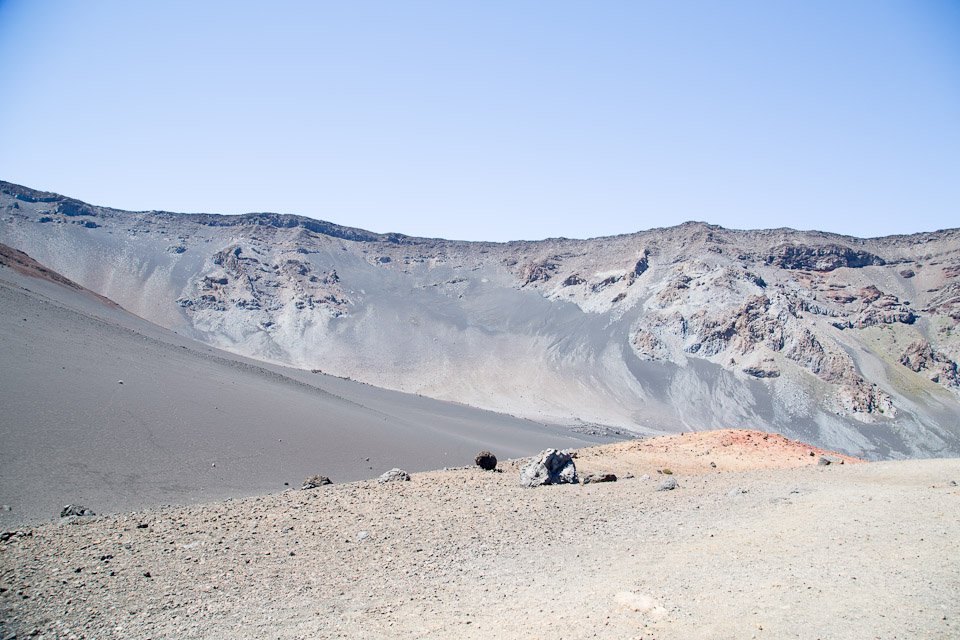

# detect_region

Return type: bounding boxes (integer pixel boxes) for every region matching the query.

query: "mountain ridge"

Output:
[2,180,959,459]
[4,180,957,244]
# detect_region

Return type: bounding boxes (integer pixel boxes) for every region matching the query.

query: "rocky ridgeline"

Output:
[499,229,959,419]
[2,181,959,457]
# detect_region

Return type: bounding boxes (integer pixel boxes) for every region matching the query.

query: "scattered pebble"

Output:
[60,504,95,518]
[582,472,617,484]
[657,477,678,491]
[302,475,332,490]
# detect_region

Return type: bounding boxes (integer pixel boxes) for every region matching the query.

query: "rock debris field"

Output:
[2,430,959,639]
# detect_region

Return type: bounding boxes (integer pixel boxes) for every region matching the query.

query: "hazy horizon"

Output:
[5,176,960,242]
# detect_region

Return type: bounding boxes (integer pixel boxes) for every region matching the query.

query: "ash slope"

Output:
[2,180,959,458]
[0,245,612,527]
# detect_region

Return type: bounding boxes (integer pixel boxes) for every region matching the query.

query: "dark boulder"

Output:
[475,451,498,471]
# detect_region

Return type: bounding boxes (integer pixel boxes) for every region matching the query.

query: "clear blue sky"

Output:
[0,1,957,241]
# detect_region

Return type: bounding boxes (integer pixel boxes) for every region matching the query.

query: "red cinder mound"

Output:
[568,429,863,477]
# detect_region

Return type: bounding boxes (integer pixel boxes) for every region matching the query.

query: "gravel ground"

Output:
[1,434,958,639]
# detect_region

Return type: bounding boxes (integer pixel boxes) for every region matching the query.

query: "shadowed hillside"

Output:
[0,243,614,527]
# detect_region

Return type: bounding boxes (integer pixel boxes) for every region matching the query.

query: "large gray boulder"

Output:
[519,449,578,487]
[378,468,411,484]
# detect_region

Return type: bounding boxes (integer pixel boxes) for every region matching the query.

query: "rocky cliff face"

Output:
[2,180,959,458]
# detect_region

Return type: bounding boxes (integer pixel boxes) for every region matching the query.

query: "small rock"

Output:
[614,591,657,613]
[1,505,11,512]
[661,468,673,475]
[60,504,95,518]
[142,571,152,578]
[818,456,836,466]
[301,475,333,490]
[378,468,411,484]
[519,449,578,487]
[474,451,497,471]
[614,591,666,619]
[728,487,748,496]
[117,380,123,385]
[582,472,617,484]
[949,480,957,487]
[639,474,651,481]
[357,531,370,542]
[657,477,678,491]
[709,461,717,469]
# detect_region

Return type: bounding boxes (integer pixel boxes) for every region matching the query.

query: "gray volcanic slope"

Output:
[2,180,960,459]
[0,245,612,527]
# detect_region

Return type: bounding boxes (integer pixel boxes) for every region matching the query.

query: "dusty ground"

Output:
[2,430,958,639]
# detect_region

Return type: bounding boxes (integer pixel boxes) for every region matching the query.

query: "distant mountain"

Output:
[2,180,958,458]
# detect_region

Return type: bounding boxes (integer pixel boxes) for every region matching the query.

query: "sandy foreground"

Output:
[2,431,958,640]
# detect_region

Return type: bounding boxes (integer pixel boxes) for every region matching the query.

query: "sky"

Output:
[0,1,958,241]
